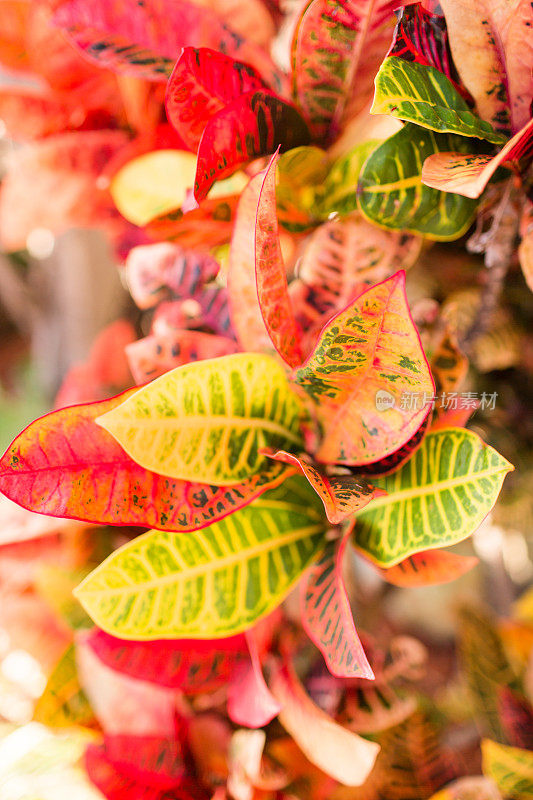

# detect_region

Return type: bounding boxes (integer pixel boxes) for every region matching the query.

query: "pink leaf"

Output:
[228,633,282,728]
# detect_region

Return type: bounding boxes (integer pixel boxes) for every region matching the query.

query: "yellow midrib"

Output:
[77,524,325,597]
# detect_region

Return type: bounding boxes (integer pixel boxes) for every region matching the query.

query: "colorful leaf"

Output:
[497,688,533,751]
[227,635,282,728]
[353,428,513,567]
[387,3,470,100]
[74,477,327,639]
[482,739,533,800]
[357,123,478,239]
[104,734,186,789]
[275,146,330,232]
[301,530,374,679]
[265,450,377,524]
[321,140,379,216]
[96,353,304,485]
[166,48,267,151]
[84,742,170,800]
[372,58,505,144]
[375,549,478,586]
[145,194,240,250]
[255,153,305,368]
[33,644,95,729]
[194,91,310,202]
[291,0,399,142]
[422,117,533,198]
[292,272,434,466]
[270,662,380,786]
[342,681,417,733]
[0,390,294,532]
[85,627,248,694]
[428,776,504,800]
[431,327,469,398]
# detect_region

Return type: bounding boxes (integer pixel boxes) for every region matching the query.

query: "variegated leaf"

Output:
[255,153,305,368]
[194,91,310,203]
[301,530,373,678]
[422,117,533,198]
[74,477,327,639]
[165,48,268,151]
[97,353,305,485]
[357,123,478,239]
[321,140,379,216]
[428,776,504,800]
[292,272,434,466]
[375,549,478,586]
[482,739,533,800]
[33,644,95,729]
[352,428,513,567]
[276,146,330,232]
[0,390,293,532]
[372,58,505,144]
[145,194,240,250]
[265,450,376,524]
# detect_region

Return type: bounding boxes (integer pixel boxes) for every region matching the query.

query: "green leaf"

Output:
[322,140,380,216]
[97,353,305,485]
[353,428,513,567]
[34,645,94,729]
[372,58,506,145]
[74,477,327,639]
[276,146,330,232]
[482,739,533,799]
[357,123,478,240]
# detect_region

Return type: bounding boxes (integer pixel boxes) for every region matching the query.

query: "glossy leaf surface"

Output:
[422,117,533,198]
[353,428,513,566]
[372,58,505,144]
[97,353,304,485]
[358,123,478,239]
[86,627,248,693]
[375,549,478,586]
[265,450,376,524]
[194,91,310,202]
[293,272,433,466]
[482,739,533,800]
[271,663,380,785]
[75,477,327,639]
[0,390,293,532]
[166,48,267,151]
[302,531,373,678]
[255,154,304,368]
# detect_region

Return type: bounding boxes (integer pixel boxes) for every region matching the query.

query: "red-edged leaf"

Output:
[0,130,128,251]
[388,3,472,101]
[126,331,238,384]
[86,627,248,693]
[125,242,219,310]
[166,48,268,151]
[264,450,377,524]
[228,172,273,353]
[374,549,478,586]
[145,194,239,250]
[270,662,380,785]
[291,0,400,143]
[292,272,434,466]
[194,91,310,202]
[422,118,533,198]
[301,530,374,679]
[228,634,282,728]
[53,0,281,86]
[497,687,533,750]
[0,391,293,532]
[103,735,185,789]
[255,152,305,368]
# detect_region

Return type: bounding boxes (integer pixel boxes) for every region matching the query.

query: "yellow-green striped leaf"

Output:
[372,58,506,145]
[322,140,379,217]
[357,123,478,240]
[352,428,513,567]
[482,739,533,800]
[34,645,95,729]
[96,353,305,485]
[74,477,327,639]
[276,146,330,232]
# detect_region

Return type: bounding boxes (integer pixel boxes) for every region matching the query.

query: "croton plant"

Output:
[0,0,532,798]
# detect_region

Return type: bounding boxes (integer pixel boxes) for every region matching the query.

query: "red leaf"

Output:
[85,743,163,800]
[374,549,478,586]
[166,48,268,151]
[145,194,239,250]
[228,635,282,728]
[86,627,248,694]
[0,391,293,532]
[301,530,374,679]
[497,687,533,750]
[264,450,377,524]
[422,117,533,198]
[292,272,434,466]
[194,91,310,202]
[125,242,220,310]
[255,152,305,368]
[103,735,185,789]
